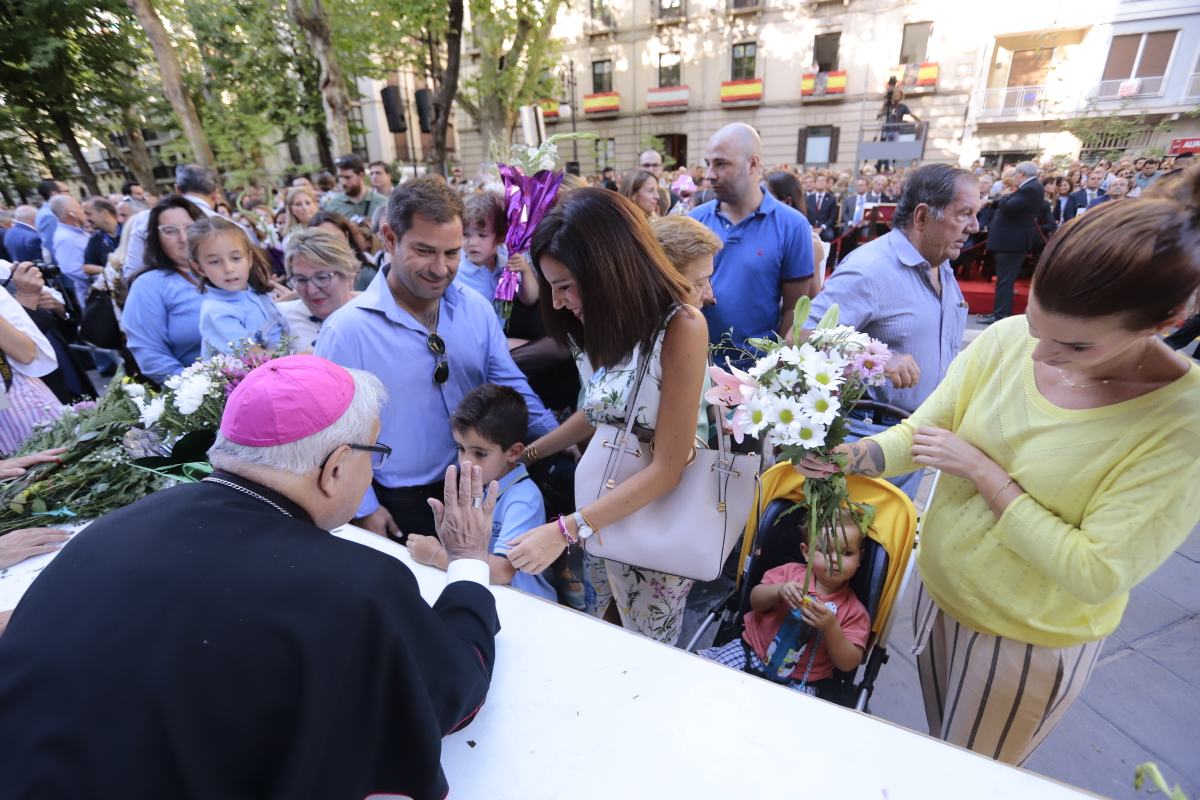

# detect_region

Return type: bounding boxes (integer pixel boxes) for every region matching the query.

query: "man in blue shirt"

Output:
[316,177,557,540]
[804,164,978,498]
[691,123,815,369]
[35,179,68,265]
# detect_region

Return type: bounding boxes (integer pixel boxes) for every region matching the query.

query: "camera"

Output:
[30,260,61,280]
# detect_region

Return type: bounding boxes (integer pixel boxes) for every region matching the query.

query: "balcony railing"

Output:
[801,70,847,100]
[647,85,690,111]
[888,62,940,93]
[728,0,762,13]
[1184,73,1200,99]
[584,14,615,34]
[583,92,620,115]
[855,122,928,165]
[980,85,1045,116]
[1096,76,1165,99]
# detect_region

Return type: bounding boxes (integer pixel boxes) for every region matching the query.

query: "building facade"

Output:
[453,0,1200,175]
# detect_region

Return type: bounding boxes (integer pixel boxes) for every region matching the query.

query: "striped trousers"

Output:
[911,577,1104,765]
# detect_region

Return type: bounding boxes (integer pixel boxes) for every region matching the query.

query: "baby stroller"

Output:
[685,461,920,712]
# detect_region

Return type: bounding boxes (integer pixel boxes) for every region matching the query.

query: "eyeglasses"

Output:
[320,441,392,470]
[157,225,187,239]
[427,332,449,384]
[288,271,341,290]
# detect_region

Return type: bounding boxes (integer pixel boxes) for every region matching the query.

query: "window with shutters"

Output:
[1098,30,1177,97]
[814,33,840,72]
[899,22,932,65]
[797,126,839,166]
[732,43,757,81]
[659,52,682,87]
[594,138,617,173]
[592,60,613,94]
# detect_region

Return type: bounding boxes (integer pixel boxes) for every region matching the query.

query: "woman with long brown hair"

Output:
[507,188,709,644]
[797,166,1200,764]
[620,168,667,218]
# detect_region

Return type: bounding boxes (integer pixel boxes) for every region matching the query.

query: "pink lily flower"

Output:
[704,363,759,407]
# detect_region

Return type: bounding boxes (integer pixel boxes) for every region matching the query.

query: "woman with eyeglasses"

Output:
[121,195,206,384]
[277,229,360,352]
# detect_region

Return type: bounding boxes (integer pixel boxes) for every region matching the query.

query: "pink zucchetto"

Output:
[220,355,354,446]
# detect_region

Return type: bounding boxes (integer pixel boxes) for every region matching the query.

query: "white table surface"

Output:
[333,526,1101,800]
[2,524,1099,798]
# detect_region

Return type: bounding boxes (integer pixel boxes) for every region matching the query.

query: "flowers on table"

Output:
[706,297,891,594]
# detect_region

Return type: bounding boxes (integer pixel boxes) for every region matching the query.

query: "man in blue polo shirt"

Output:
[691,123,815,369]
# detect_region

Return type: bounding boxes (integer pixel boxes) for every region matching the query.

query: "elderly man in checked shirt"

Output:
[803,164,981,498]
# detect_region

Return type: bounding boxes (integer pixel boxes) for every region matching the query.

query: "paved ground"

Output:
[679,324,1200,800]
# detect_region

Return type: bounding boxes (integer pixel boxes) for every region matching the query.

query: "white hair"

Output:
[49,194,75,221]
[208,367,388,475]
[1015,161,1039,179]
[13,205,36,225]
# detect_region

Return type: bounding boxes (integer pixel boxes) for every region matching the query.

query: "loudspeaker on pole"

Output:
[380,86,407,134]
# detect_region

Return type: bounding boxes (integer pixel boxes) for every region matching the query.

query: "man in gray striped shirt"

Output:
[805,163,980,497]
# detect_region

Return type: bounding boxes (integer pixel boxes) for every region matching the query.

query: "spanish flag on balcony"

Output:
[801,71,847,96]
[720,79,763,103]
[583,92,620,113]
[539,99,559,119]
[889,62,940,89]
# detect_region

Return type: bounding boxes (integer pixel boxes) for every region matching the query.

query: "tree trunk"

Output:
[49,110,101,196]
[30,129,66,180]
[428,0,464,177]
[314,120,334,172]
[284,133,303,166]
[124,0,217,172]
[119,107,160,193]
[288,0,353,158]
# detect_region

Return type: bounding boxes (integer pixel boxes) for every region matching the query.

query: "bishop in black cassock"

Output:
[0,355,501,800]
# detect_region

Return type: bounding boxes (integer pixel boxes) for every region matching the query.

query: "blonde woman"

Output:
[282,186,321,235]
[277,228,360,352]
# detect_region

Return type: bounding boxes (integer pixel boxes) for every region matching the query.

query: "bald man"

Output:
[49,194,90,306]
[4,206,42,263]
[690,123,815,369]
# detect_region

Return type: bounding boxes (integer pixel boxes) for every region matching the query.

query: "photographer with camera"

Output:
[3,260,95,404]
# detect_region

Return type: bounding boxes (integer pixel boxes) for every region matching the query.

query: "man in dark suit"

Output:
[3,205,42,263]
[979,161,1043,323]
[0,356,501,800]
[1066,168,1105,221]
[806,173,838,242]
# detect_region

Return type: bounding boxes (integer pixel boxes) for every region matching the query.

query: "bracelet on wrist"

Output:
[524,443,540,464]
[555,514,577,548]
[989,477,1016,506]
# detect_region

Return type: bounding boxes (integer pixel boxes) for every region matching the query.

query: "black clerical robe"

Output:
[0,471,499,800]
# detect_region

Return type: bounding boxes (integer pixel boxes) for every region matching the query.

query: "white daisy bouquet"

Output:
[706,297,891,593]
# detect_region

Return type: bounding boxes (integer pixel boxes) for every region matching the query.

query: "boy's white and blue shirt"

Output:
[490,463,556,601]
[452,244,509,304]
[200,287,289,358]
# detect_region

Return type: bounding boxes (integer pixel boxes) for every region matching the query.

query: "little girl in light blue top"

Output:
[188,217,289,358]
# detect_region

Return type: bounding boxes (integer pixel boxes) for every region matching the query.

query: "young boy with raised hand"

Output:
[407,384,557,601]
[453,191,538,310]
[701,507,871,694]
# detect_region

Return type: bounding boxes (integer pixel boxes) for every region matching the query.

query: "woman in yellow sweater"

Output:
[799,167,1200,764]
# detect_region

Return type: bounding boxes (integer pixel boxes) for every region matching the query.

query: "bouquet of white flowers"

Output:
[707,297,891,593]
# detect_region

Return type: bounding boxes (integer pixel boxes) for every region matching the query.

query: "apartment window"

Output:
[732,42,757,81]
[1102,30,1178,83]
[592,60,613,94]
[590,0,615,28]
[660,0,683,19]
[659,52,682,87]
[899,22,931,65]
[797,125,839,166]
[594,137,617,173]
[814,33,840,73]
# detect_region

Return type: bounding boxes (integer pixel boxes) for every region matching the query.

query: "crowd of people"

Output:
[0,121,1197,796]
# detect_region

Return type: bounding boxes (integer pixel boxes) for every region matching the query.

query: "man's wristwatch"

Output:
[572,511,596,541]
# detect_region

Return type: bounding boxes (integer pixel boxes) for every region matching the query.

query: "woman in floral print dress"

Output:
[507,189,710,645]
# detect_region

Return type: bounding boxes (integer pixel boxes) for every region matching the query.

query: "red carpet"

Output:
[959,278,1030,315]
